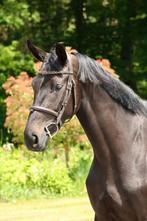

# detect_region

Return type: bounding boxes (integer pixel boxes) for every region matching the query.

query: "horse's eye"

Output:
[55,83,63,90]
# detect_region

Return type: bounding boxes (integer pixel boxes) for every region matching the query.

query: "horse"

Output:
[24,40,147,221]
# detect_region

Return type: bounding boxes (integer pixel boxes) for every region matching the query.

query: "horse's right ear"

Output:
[27,40,46,61]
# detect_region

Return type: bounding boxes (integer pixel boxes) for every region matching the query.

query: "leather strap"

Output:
[37,71,73,75]
[30,106,58,117]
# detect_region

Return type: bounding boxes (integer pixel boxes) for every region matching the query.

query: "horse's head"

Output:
[24,41,80,151]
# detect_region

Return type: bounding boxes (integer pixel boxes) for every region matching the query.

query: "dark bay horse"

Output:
[24,41,147,221]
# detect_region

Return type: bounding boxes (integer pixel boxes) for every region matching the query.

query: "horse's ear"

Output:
[27,40,46,61]
[56,42,67,66]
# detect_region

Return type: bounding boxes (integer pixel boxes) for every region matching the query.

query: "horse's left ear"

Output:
[56,42,67,66]
[27,40,46,61]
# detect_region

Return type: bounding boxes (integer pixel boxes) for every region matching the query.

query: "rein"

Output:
[30,67,77,138]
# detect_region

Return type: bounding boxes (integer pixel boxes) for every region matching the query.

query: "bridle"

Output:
[30,58,77,138]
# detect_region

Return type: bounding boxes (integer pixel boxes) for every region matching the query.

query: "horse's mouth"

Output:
[26,142,47,152]
[31,144,47,152]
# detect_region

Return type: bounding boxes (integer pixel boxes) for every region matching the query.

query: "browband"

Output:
[37,71,73,75]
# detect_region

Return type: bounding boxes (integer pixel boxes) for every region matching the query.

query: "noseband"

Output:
[30,65,77,138]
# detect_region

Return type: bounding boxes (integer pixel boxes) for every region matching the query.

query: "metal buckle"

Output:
[44,122,58,138]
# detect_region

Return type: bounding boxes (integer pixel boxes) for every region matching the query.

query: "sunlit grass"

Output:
[0,197,94,221]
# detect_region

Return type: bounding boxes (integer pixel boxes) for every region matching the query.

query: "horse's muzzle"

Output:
[24,128,49,152]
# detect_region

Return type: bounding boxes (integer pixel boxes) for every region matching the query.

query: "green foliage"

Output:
[0,147,92,200]
[137,80,147,99]
[0,0,40,43]
[0,41,34,77]
[68,148,92,191]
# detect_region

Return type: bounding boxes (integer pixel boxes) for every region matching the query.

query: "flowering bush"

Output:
[3,72,33,143]
[96,57,119,78]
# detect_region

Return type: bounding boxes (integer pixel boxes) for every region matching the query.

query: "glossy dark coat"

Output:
[24,41,147,221]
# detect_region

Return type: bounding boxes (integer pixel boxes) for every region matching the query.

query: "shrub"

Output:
[3,72,33,144]
[0,147,92,200]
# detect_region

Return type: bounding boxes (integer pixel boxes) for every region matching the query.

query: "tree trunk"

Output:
[120,1,137,90]
[71,0,85,50]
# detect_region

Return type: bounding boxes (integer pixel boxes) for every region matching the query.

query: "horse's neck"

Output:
[76,84,134,165]
[77,84,147,215]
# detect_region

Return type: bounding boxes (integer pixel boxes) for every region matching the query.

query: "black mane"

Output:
[76,53,147,117]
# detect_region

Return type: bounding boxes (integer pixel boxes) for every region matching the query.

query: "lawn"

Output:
[0,197,93,221]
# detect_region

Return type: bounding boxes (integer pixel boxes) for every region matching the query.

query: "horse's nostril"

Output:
[32,134,38,145]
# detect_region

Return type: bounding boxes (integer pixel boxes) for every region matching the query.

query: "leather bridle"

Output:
[30,60,77,138]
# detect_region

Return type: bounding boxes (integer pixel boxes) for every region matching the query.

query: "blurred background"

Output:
[0,0,147,219]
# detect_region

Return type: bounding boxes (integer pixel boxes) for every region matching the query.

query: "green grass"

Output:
[0,197,94,221]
